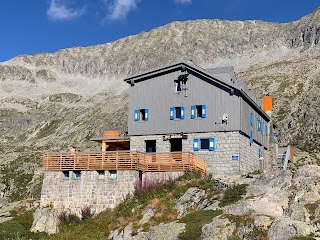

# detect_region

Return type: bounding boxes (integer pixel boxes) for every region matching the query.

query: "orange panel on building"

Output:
[263,96,272,111]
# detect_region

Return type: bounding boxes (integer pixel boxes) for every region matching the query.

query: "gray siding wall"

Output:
[128,69,241,136]
[240,98,269,148]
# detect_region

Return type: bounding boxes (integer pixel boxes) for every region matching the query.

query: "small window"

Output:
[74,171,81,180]
[191,105,206,119]
[175,80,182,92]
[257,119,262,131]
[250,112,253,126]
[98,170,105,180]
[109,170,117,180]
[135,109,149,121]
[194,138,215,151]
[63,171,69,179]
[170,107,185,120]
[200,139,209,150]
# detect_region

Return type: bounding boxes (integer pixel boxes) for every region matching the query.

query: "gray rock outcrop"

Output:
[176,187,205,218]
[30,208,59,234]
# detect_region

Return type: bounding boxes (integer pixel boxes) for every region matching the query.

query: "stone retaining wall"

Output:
[40,170,138,214]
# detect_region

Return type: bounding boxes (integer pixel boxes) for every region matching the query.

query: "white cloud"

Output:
[175,0,192,4]
[47,0,86,21]
[104,0,140,21]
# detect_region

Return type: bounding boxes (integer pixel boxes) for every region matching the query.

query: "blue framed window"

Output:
[191,105,206,119]
[134,109,149,121]
[98,170,105,180]
[266,125,269,136]
[258,148,262,158]
[63,171,69,179]
[257,119,262,131]
[250,130,254,144]
[170,106,185,120]
[109,170,117,180]
[194,138,215,151]
[74,171,81,180]
[250,112,253,126]
[273,132,277,143]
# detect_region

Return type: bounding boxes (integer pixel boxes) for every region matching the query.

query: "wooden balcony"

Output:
[43,151,207,175]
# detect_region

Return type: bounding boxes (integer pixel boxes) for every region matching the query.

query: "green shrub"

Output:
[290,236,315,240]
[0,220,26,239]
[178,210,222,240]
[219,184,248,207]
[228,236,241,240]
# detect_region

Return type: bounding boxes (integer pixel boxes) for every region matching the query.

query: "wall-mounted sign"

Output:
[232,155,239,161]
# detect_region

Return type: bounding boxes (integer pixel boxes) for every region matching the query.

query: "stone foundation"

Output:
[40,170,138,214]
[131,131,268,174]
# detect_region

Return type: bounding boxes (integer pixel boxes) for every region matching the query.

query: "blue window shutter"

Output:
[258,148,261,158]
[170,107,174,120]
[250,112,253,125]
[134,110,139,122]
[273,132,277,143]
[266,125,269,136]
[180,107,185,119]
[209,138,215,151]
[193,138,199,151]
[202,105,206,118]
[145,109,149,121]
[191,106,195,119]
[250,130,254,144]
[257,119,261,131]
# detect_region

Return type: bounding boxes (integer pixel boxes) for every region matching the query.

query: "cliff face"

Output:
[0,8,319,204]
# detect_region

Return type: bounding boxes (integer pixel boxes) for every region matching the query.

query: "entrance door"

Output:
[145,140,156,152]
[170,138,182,152]
[145,140,156,162]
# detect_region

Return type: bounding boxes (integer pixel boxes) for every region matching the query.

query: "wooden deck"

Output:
[43,151,207,175]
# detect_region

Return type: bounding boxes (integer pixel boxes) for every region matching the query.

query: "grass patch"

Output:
[36,120,60,139]
[290,236,315,240]
[178,210,223,240]
[0,209,47,240]
[305,201,320,221]
[228,236,241,240]
[218,184,248,207]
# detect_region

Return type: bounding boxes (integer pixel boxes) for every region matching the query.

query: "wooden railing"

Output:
[43,151,206,175]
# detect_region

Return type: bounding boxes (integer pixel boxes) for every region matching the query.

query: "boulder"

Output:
[109,223,133,240]
[254,215,274,230]
[176,187,205,218]
[30,208,59,234]
[132,221,185,240]
[268,218,311,240]
[201,216,236,240]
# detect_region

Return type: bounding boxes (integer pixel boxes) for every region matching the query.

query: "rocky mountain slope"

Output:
[0,8,320,205]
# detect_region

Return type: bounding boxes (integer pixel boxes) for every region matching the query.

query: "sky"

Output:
[0,0,319,62]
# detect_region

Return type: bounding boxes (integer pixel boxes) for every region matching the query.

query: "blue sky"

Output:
[0,0,319,62]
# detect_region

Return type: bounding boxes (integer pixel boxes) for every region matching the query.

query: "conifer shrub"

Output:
[219,184,248,207]
[178,210,223,240]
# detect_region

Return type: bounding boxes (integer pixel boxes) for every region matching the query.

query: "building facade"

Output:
[125,61,277,174]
